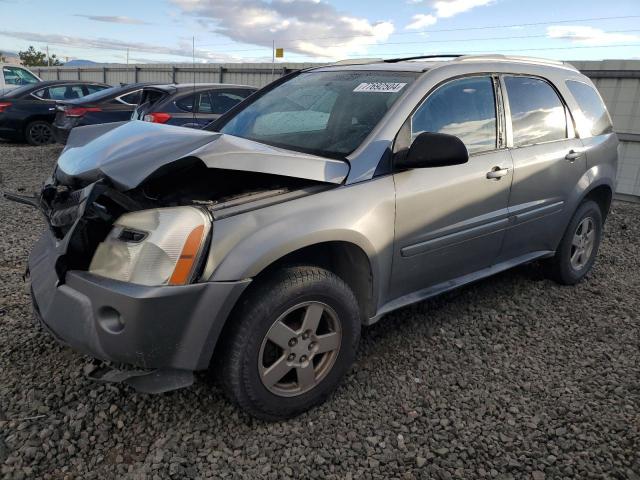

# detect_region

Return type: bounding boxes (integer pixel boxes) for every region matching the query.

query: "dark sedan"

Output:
[131,83,257,129]
[0,80,110,145]
[53,82,153,144]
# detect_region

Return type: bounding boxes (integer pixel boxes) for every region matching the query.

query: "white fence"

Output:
[31,63,318,89]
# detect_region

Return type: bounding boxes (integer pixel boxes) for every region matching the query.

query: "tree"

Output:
[0,51,7,62]
[18,46,62,66]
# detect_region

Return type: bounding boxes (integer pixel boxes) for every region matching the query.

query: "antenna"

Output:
[192,36,196,126]
[271,39,275,81]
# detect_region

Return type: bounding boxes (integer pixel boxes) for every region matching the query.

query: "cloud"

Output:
[170,0,394,59]
[74,15,150,25]
[431,0,494,18]
[0,30,240,62]
[546,26,640,46]
[406,14,437,30]
[405,0,494,29]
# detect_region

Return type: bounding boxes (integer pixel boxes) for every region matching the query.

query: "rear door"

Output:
[389,75,514,302]
[498,75,586,260]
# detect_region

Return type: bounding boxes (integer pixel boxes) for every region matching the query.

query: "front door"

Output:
[498,75,586,260]
[389,75,513,302]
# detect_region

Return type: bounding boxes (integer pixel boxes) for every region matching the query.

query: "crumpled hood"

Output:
[56,121,349,190]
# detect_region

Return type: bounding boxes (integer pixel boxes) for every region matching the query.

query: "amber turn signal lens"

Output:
[168,224,206,285]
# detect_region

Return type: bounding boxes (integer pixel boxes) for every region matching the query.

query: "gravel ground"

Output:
[0,143,639,480]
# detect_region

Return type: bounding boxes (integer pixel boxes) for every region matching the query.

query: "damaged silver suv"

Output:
[14,55,617,420]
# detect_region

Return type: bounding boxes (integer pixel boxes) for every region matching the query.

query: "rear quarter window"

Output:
[566,80,613,137]
[120,90,142,105]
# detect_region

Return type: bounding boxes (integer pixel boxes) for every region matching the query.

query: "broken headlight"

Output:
[89,206,211,286]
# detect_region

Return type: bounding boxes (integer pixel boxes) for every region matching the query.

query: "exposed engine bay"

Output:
[4,120,348,284]
[34,159,332,281]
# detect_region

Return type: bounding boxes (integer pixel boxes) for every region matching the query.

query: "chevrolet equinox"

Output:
[10,55,617,420]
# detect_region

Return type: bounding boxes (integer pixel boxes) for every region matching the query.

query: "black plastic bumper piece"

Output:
[29,229,251,378]
[87,364,194,394]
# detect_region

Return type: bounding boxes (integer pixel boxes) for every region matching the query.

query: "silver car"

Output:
[16,55,617,420]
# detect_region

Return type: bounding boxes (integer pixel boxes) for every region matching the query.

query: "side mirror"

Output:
[397,131,469,169]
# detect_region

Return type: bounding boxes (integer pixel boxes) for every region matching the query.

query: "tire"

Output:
[544,200,603,285]
[217,266,361,420]
[25,121,55,146]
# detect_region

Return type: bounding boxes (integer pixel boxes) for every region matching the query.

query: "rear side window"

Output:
[176,92,224,114]
[566,80,613,137]
[46,85,85,100]
[210,91,246,114]
[197,92,214,113]
[412,76,497,155]
[176,94,195,112]
[504,76,567,147]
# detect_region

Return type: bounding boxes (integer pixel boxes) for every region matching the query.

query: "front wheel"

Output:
[544,200,603,285]
[217,266,361,420]
[25,121,55,146]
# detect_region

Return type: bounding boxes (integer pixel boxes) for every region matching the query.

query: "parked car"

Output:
[13,55,617,420]
[53,82,154,144]
[131,83,257,128]
[0,64,41,95]
[0,80,110,145]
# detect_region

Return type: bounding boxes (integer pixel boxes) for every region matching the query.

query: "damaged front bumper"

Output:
[29,228,250,392]
[12,179,251,394]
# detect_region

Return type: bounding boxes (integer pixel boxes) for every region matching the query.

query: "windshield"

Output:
[218,70,418,158]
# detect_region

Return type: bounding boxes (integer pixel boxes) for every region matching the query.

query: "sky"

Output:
[1,0,639,64]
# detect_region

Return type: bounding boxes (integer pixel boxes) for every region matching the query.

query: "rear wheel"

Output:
[25,121,55,146]
[544,200,603,285]
[217,266,360,420]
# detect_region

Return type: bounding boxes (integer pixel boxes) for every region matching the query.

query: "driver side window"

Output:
[411,76,497,155]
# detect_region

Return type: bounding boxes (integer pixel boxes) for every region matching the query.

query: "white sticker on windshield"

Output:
[353,82,407,93]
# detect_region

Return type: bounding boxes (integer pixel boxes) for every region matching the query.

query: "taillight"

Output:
[65,107,101,117]
[143,112,171,124]
[0,102,11,113]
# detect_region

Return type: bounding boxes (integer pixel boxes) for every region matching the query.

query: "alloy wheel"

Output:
[258,301,342,397]
[570,216,596,271]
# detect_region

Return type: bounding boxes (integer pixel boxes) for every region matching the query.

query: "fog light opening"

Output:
[98,306,125,334]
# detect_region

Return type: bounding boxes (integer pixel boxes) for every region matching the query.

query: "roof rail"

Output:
[384,54,463,63]
[332,58,384,65]
[455,54,570,68]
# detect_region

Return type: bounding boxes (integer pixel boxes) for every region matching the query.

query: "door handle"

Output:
[565,149,583,162]
[486,166,509,180]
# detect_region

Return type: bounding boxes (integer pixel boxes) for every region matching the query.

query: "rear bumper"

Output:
[29,229,250,381]
[0,125,22,141]
[52,124,71,144]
